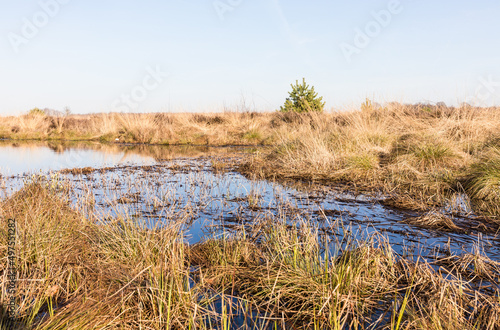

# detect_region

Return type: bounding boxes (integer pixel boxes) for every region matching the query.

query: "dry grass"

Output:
[1,180,499,329]
[0,112,273,146]
[239,105,500,218]
[463,147,500,216]
[0,179,198,329]
[190,217,500,329]
[437,247,500,283]
[403,211,462,232]
[2,104,500,216]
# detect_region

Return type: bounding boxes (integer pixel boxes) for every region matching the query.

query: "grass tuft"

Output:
[463,147,500,217]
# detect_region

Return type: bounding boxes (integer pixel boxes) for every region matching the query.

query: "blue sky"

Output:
[0,0,499,114]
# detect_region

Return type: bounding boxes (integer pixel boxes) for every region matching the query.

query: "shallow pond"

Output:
[1,140,499,263]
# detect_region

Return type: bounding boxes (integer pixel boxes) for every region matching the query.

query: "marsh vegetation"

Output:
[2,104,500,218]
[1,175,499,329]
[1,103,500,328]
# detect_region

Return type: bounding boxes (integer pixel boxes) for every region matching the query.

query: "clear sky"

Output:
[1,0,499,114]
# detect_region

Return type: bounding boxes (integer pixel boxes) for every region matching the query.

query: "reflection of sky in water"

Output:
[2,143,499,264]
[0,145,157,176]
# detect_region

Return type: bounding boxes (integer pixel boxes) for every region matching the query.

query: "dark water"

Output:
[1,140,499,263]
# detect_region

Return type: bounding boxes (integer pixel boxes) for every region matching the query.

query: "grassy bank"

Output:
[2,104,500,217]
[239,105,500,219]
[1,181,499,329]
[0,112,275,145]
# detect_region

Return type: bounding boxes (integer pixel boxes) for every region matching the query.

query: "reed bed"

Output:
[1,177,499,329]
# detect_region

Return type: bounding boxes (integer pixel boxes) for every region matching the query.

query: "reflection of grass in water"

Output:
[0,139,248,168]
[1,177,499,329]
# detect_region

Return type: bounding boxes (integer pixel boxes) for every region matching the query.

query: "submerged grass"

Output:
[1,180,499,329]
[403,211,462,232]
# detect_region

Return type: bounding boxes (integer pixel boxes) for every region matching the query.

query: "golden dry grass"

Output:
[239,105,500,217]
[0,112,274,146]
[2,104,500,216]
[0,180,197,329]
[1,181,499,329]
[403,211,462,232]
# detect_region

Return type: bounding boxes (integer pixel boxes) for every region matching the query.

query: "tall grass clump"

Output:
[463,147,500,217]
[0,178,201,329]
[0,179,92,328]
[247,221,398,328]
[390,134,459,170]
[190,218,401,328]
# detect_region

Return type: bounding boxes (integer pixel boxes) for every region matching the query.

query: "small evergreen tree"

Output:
[28,107,45,116]
[280,78,325,113]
